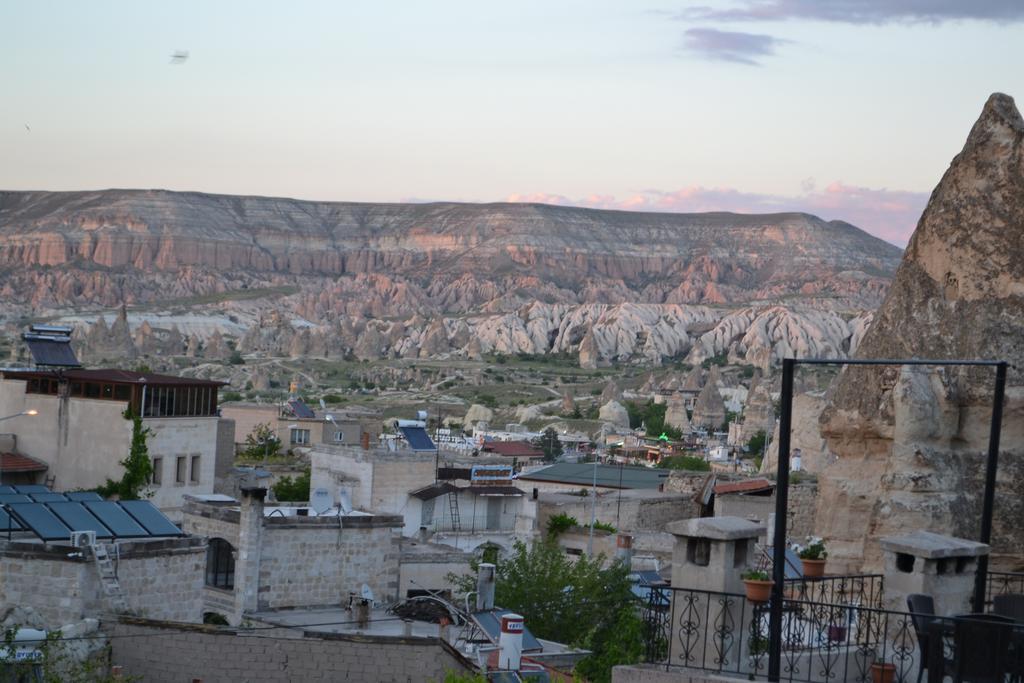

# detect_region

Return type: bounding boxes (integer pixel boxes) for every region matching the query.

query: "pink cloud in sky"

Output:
[506,181,928,246]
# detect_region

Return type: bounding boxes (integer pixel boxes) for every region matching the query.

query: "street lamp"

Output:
[0,410,37,422]
[0,409,39,486]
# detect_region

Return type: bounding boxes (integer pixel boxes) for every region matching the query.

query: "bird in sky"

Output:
[24,124,30,132]
[170,50,189,65]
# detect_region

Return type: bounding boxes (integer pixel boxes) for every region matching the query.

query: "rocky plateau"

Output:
[0,191,901,367]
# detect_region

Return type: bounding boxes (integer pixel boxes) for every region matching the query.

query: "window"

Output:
[333,430,344,443]
[190,455,201,484]
[421,498,435,526]
[290,428,310,445]
[205,538,235,590]
[151,457,163,485]
[175,455,187,484]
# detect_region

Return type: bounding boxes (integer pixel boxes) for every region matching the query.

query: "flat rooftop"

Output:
[517,463,670,489]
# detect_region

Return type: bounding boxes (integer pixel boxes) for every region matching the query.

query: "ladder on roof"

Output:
[447,491,461,532]
[89,540,130,614]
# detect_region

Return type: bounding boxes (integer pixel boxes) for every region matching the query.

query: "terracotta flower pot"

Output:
[801,558,826,578]
[871,662,896,683]
[743,579,773,603]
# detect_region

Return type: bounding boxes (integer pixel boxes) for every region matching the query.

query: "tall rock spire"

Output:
[817,93,1024,571]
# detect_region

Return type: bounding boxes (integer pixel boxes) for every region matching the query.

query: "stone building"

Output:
[0,535,206,625]
[0,369,234,517]
[221,399,380,452]
[309,444,539,551]
[182,487,403,624]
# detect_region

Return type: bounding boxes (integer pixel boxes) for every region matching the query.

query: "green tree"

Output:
[660,455,711,472]
[532,427,564,462]
[96,408,153,500]
[272,468,311,501]
[448,540,642,682]
[625,399,668,435]
[239,423,281,460]
[746,430,768,457]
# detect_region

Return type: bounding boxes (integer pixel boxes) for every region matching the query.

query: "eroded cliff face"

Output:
[817,93,1024,571]
[0,191,900,314]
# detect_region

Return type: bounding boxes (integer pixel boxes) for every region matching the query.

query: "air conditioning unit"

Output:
[70,531,96,548]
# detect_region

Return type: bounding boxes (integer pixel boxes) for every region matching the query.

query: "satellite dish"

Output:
[311,488,333,515]
[361,583,375,602]
[319,398,327,410]
[338,488,353,515]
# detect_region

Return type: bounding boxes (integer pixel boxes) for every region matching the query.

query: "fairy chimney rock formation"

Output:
[816,93,1024,571]
[691,380,727,429]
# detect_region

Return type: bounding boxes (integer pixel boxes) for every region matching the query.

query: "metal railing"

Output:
[643,586,929,683]
[985,571,1024,608]
[784,575,885,610]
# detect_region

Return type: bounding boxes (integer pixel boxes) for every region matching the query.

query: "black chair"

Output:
[908,594,946,683]
[994,594,1024,624]
[993,596,1024,683]
[950,613,1014,683]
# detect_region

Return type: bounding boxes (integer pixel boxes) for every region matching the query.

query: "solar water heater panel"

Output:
[47,502,113,539]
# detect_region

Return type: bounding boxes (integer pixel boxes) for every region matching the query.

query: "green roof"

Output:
[517,463,670,489]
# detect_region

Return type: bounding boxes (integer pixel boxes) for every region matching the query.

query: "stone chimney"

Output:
[234,487,266,620]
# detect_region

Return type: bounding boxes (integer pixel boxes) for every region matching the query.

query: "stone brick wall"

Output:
[788,481,818,541]
[538,492,698,534]
[0,537,205,625]
[398,545,473,597]
[712,481,818,542]
[108,617,472,682]
[258,518,401,609]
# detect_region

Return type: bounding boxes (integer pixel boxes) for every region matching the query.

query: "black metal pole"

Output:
[974,361,1008,612]
[768,358,795,682]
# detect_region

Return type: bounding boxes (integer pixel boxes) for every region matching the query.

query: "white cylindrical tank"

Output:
[497,613,524,671]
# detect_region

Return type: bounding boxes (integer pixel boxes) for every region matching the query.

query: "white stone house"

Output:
[0,369,234,518]
[308,444,539,552]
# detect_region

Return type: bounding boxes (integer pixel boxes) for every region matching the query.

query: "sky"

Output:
[2,1,1023,246]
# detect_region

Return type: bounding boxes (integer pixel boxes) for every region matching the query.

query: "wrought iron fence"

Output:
[642,586,930,683]
[985,571,1024,608]
[784,575,885,610]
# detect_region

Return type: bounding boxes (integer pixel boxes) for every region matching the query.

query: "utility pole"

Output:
[587,454,598,556]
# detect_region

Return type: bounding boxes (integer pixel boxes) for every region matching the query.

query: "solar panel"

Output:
[66,491,104,502]
[22,335,81,368]
[12,485,50,493]
[46,502,113,539]
[0,508,23,531]
[0,494,32,504]
[7,503,72,541]
[0,486,15,495]
[289,399,316,419]
[472,609,543,651]
[399,426,436,452]
[30,492,69,503]
[83,502,149,538]
[118,500,183,537]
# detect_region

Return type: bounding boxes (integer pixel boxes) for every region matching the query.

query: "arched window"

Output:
[206,538,235,590]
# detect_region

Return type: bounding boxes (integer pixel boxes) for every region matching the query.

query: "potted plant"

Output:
[870,656,896,683]
[741,569,773,603]
[797,538,827,578]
